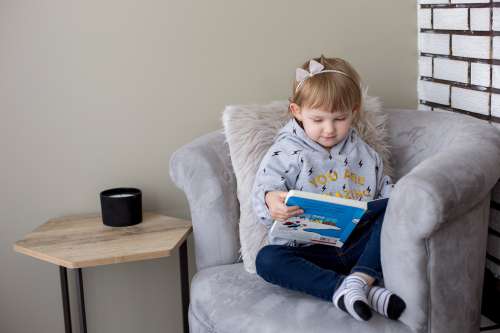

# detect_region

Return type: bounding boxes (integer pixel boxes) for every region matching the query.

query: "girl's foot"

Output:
[367,286,406,320]
[332,275,372,321]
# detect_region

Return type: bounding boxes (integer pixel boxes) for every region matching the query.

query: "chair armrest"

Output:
[391,117,500,238]
[169,130,240,271]
[381,120,500,332]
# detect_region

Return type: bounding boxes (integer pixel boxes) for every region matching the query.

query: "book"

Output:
[269,190,388,247]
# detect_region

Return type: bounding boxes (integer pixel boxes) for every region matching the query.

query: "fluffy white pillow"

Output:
[222,91,393,273]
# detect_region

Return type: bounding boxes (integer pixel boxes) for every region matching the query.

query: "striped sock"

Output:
[367,286,406,320]
[332,275,372,321]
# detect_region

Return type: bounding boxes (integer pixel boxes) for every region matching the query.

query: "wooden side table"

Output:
[14,212,192,333]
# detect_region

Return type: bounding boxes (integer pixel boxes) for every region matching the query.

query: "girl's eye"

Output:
[336,118,346,121]
[312,119,322,123]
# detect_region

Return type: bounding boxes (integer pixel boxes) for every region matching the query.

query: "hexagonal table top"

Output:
[14,212,192,268]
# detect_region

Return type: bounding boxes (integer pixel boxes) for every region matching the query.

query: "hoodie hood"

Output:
[274,118,358,158]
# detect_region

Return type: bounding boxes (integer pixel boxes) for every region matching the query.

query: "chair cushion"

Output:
[222,92,393,273]
[189,263,413,333]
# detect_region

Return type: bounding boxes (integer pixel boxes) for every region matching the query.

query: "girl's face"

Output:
[290,103,356,150]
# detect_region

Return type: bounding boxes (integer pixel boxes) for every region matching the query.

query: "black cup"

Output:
[100,188,142,227]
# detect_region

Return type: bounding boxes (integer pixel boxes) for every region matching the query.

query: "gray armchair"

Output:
[170,108,500,333]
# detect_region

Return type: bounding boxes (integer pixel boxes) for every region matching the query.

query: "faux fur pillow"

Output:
[222,91,393,273]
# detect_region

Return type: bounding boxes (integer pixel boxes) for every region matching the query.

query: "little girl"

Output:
[252,56,406,322]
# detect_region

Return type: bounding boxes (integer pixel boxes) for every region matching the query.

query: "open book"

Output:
[269,190,388,247]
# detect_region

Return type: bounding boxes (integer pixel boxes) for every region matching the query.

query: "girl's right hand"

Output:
[265,191,304,221]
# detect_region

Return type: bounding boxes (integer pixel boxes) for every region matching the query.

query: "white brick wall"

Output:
[420,33,450,55]
[418,2,500,280]
[418,0,448,4]
[451,0,490,3]
[419,56,433,77]
[418,2,498,121]
[451,87,490,115]
[493,65,500,89]
[494,8,500,31]
[471,8,491,31]
[471,62,491,87]
[492,94,500,117]
[453,35,491,59]
[419,9,432,29]
[494,37,500,60]
[419,80,450,105]
[434,8,468,30]
[434,58,468,83]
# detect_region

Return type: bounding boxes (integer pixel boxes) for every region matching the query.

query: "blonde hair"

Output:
[290,55,364,124]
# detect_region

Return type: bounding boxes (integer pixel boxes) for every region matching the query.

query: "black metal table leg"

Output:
[59,266,72,333]
[179,240,189,333]
[76,268,88,333]
[60,245,188,333]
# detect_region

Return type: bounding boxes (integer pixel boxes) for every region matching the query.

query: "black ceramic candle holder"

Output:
[100,188,142,227]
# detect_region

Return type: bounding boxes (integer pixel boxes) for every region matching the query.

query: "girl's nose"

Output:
[324,122,335,134]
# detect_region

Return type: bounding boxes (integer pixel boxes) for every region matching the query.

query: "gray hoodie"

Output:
[252,118,394,245]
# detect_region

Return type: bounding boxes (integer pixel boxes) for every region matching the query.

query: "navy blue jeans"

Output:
[255,207,386,302]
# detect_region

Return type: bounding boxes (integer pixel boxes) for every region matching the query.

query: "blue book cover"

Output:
[269,190,388,247]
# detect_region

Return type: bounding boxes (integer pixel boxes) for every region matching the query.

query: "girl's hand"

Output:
[265,191,304,221]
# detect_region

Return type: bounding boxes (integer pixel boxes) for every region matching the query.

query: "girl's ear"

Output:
[351,105,361,124]
[289,103,302,121]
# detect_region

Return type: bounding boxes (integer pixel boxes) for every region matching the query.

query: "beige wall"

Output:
[0,1,417,332]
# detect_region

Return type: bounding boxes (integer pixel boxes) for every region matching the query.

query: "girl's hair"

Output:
[290,55,363,124]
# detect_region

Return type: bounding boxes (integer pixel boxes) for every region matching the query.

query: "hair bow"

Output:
[296,59,324,83]
[295,59,350,92]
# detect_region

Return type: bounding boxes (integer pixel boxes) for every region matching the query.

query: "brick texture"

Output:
[418,2,499,122]
[417,1,500,280]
